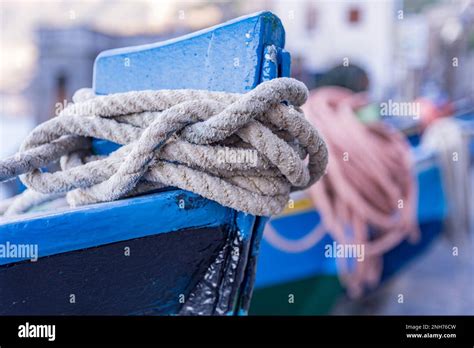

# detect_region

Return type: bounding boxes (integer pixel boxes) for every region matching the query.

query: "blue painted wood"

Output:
[0,190,232,266]
[261,45,279,82]
[235,215,269,314]
[261,46,291,82]
[92,139,121,156]
[0,225,228,315]
[93,11,285,95]
[279,50,291,77]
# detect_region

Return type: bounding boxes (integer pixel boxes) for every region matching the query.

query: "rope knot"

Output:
[0,78,328,216]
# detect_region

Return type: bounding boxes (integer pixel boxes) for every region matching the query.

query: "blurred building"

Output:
[422,1,474,102]
[271,0,401,99]
[16,0,474,123]
[395,0,474,105]
[27,27,178,124]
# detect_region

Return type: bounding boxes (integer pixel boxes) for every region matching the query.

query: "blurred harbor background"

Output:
[1,0,473,315]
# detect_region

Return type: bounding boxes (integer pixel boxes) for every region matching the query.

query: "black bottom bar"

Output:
[0,315,473,346]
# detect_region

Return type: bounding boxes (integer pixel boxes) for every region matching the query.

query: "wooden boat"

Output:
[0,11,289,316]
[250,146,448,315]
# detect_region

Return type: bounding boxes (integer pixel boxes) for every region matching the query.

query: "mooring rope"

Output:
[306,87,419,297]
[264,87,419,297]
[0,78,328,217]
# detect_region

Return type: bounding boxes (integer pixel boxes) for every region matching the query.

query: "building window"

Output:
[55,73,67,105]
[348,7,361,24]
[306,3,317,32]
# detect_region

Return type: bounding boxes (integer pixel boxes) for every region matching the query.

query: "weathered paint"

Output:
[261,45,291,82]
[279,50,292,78]
[0,190,232,266]
[236,215,269,313]
[0,225,228,315]
[261,45,279,82]
[93,11,285,95]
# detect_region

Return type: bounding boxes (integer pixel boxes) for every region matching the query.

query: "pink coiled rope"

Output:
[304,87,420,297]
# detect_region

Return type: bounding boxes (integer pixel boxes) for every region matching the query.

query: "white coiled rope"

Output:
[0,78,328,217]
